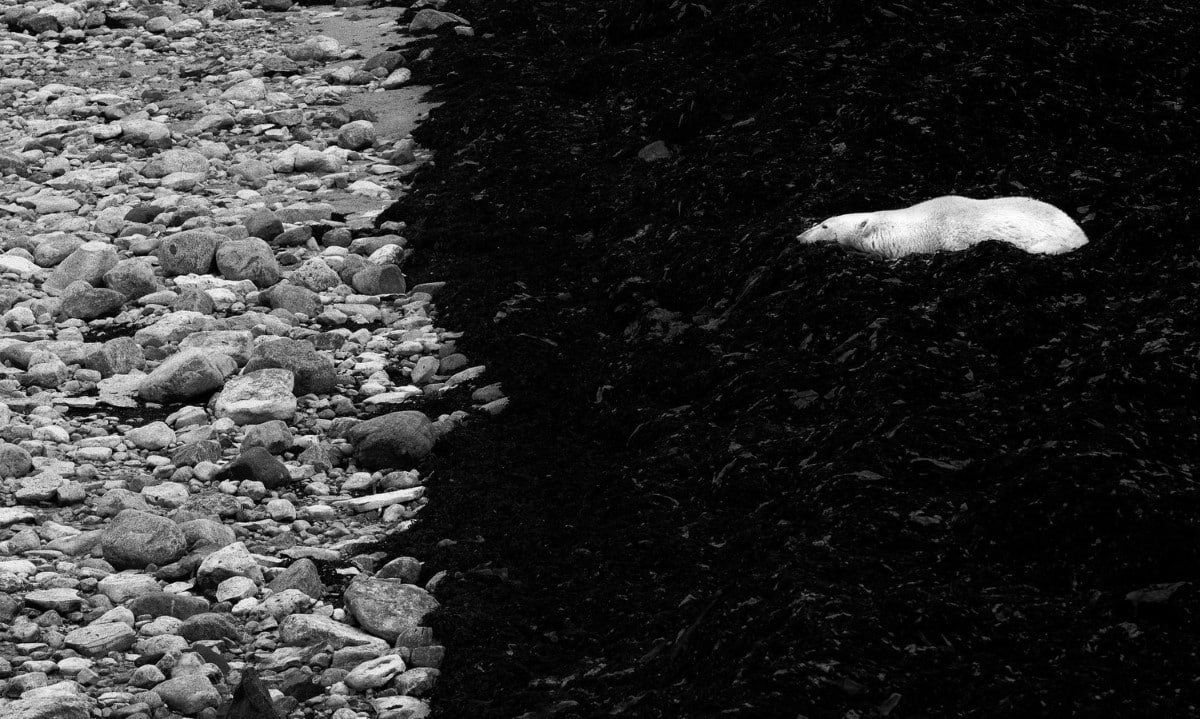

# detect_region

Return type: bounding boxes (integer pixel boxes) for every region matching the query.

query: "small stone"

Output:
[179,613,241,643]
[100,509,187,570]
[197,541,264,588]
[343,576,439,643]
[345,654,406,691]
[337,120,376,151]
[268,558,326,600]
[215,447,291,489]
[213,369,297,425]
[126,421,176,450]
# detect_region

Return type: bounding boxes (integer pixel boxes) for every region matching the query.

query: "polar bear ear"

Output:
[856,217,871,233]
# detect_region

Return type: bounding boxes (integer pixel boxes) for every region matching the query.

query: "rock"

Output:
[257,588,312,620]
[126,592,210,620]
[85,337,145,378]
[172,440,223,468]
[343,576,439,643]
[134,311,214,347]
[0,443,34,478]
[60,285,126,320]
[213,369,297,424]
[352,264,406,295]
[410,356,439,385]
[244,210,284,241]
[226,667,286,719]
[345,654,407,691]
[363,50,406,73]
[242,338,337,394]
[222,78,268,104]
[98,573,160,604]
[26,587,84,612]
[141,149,210,178]
[214,447,291,489]
[2,691,95,719]
[103,258,158,299]
[180,518,236,550]
[63,622,136,657]
[269,558,325,599]
[139,348,238,403]
[94,488,150,517]
[179,612,241,642]
[337,120,376,150]
[154,674,221,715]
[278,613,388,652]
[346,412,437,469]
[377,556,422,583]
[178,330,255,367]
[265,283,322,317]
[44,241,119,295]
[100,509,187,569]
[197,541,263,587]
[393,667,439,697]
[372,696,431,719]
[157,230,221,276]
[120,118,173,148]
[288,257,341,292]
[410,9,469,31]
[241,420,294,454]
[216,237,282,288]
[125,421,176,450]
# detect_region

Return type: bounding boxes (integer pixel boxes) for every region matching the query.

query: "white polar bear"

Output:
[797,195,1089,258]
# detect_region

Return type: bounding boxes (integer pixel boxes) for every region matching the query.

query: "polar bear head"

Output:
[797,213,875,249]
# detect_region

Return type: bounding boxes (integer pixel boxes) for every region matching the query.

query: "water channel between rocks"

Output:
[0,2,493,718]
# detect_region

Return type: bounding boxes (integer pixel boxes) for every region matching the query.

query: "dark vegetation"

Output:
[377,1,1200,716]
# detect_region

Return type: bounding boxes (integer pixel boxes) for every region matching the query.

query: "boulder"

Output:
[212,368,297,424]
[346,411,437,469]
[99,509,187,569]
[139,348,237,403]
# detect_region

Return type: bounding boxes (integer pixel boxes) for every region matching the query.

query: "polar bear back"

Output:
[910,196,1088,254]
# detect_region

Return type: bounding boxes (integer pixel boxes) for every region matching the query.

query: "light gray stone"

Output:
[278,613,388,652]
[344,576,439,643]
[63,622,136,657]
[213,369,297,425]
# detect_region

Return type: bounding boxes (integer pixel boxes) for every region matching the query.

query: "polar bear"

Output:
[797,196,1088,258]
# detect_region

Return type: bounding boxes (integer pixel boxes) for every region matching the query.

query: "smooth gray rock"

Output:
[352,264,406,295]
[139,348,237,403]
[215,237,282,288]
[264,283,322,317]
[100,509,187,569]
[157,230,221,276]
[153,674,220,715]
[288,257,341,292]
[103,258,158,299]
[180,518,236,550]
[43,241,119,295]
[60,284,126,320]
[63,622,136,656]
[343,576,439,643]
[268,558,325,599]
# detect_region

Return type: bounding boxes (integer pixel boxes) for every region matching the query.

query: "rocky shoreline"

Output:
[0,1,487,717]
